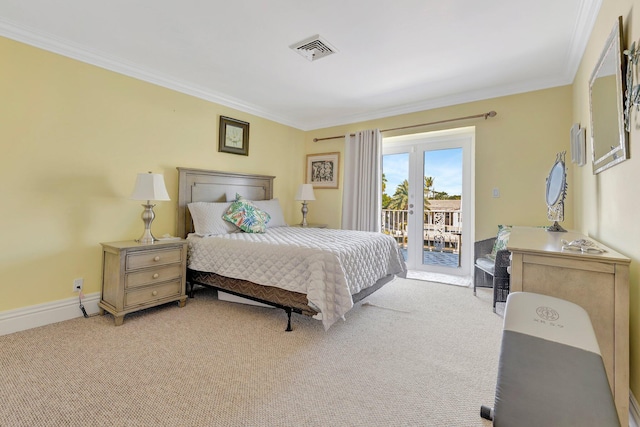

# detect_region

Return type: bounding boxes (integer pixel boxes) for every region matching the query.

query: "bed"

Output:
[177,167,407,330]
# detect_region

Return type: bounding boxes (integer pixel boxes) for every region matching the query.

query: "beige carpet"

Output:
[0,279,502,426]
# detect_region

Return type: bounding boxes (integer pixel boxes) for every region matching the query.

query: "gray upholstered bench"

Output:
[481,292,620,426]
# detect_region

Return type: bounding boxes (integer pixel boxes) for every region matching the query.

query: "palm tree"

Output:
[387,176,435,211]
[424,176,434,211]
[388,179,409,210]
[381,173,391,208]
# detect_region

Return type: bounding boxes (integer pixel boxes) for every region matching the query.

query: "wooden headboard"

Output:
[176,167,275,238]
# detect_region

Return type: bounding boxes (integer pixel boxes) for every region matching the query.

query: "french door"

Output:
[383,127,474,277]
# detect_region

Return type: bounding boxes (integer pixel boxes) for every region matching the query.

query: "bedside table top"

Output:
[290,223,328,228]
[101,239,187,250]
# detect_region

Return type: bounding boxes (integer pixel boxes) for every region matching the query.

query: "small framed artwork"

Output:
[306,152,340,189]
[219,116,249,156]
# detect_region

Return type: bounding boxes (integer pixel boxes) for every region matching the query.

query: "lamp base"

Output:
[136,229,158,245]
[547,221,567,232]
[300,201,309,227]
[136,203,159,244]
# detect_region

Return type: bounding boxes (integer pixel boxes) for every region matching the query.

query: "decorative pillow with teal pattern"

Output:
[489,225,512,259]
[223,194,271,233]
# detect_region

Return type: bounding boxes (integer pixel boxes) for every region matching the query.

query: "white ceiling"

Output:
[0,1,601,131]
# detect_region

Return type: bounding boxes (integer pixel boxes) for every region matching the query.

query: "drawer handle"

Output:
[153,256,161,262]
[152,290,158,296]
[152,273,159,279]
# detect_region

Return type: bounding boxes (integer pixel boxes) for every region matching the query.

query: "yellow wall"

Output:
[304,87,573,239]
[0,34,573,313]
[0,36,305,311]
[4,0,640,403]
[572,0,640,397]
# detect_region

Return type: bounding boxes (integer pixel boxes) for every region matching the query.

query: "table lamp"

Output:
[131,171,170,244]
[295,184,316,227]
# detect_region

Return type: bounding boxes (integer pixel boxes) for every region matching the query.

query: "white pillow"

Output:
[253,199,288,228]
[188,202,239,236]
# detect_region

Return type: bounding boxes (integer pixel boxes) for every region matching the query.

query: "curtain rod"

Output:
[312,110,497,142]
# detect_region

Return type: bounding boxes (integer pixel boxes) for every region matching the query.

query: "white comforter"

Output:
[187,227,406,329]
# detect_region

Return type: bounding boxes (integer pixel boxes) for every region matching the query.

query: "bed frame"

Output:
[176,167,397,330]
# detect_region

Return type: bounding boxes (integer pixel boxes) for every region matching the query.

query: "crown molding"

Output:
[302,76,570,130]
[561,0,602,82]
[0,1,602,132]
[0,18,302,129]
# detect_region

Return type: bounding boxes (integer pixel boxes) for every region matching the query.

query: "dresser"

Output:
[99,240,188,325]
[507,226,630,425]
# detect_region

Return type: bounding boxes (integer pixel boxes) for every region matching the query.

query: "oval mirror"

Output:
[546,152,567,232]
[546,161,565,206]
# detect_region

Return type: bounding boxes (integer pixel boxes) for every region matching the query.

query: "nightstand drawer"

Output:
[126,248,183,270]
[125,280,182,308]
[125,264,183,289]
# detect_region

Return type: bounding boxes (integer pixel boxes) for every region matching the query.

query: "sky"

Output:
[383,148,462,197]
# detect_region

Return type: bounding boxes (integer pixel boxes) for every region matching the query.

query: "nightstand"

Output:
[98,240,188,325]
[290,223,328,228]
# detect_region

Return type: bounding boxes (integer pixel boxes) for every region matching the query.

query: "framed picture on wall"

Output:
[306,152,339,189]
[218,116,249,156]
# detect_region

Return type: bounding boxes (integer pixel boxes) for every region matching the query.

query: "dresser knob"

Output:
[152,290,158,296]
[152,273,159,279]
[153,256,160,262]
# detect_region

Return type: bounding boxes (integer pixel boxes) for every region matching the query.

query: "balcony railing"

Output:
[381,209,462,253]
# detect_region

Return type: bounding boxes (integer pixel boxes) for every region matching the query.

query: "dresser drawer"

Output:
[125,264,183,289]
[125,280,182,308]
[126,247,183,270]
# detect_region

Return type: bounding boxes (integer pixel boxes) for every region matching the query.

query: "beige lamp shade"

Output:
[295,184,316,201]
[131,172,170,201]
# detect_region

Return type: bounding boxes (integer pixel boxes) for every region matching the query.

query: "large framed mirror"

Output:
[589,16,629,174]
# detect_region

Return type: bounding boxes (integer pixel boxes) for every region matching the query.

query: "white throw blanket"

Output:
[187,227,406,329]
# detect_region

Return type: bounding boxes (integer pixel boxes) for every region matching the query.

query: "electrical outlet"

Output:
[73,278,83,292]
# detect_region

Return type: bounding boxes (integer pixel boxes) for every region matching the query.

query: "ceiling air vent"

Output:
[290,34,337,62]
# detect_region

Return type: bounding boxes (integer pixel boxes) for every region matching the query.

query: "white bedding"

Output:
[187,227,406,329]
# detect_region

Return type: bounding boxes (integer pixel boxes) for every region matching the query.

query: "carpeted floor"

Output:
[0,278,502,426]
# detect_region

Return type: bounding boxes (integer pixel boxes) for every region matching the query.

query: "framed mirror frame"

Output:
[588,16,629,174]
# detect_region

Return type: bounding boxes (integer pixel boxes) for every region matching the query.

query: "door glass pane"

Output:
[422,148,462,268]
[382,153,409,261]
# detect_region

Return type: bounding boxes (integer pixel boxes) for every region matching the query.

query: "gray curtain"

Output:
[341,129,382,231]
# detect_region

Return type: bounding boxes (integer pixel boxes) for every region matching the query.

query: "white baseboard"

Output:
[0,292,101,336]
[630,391,640,427]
